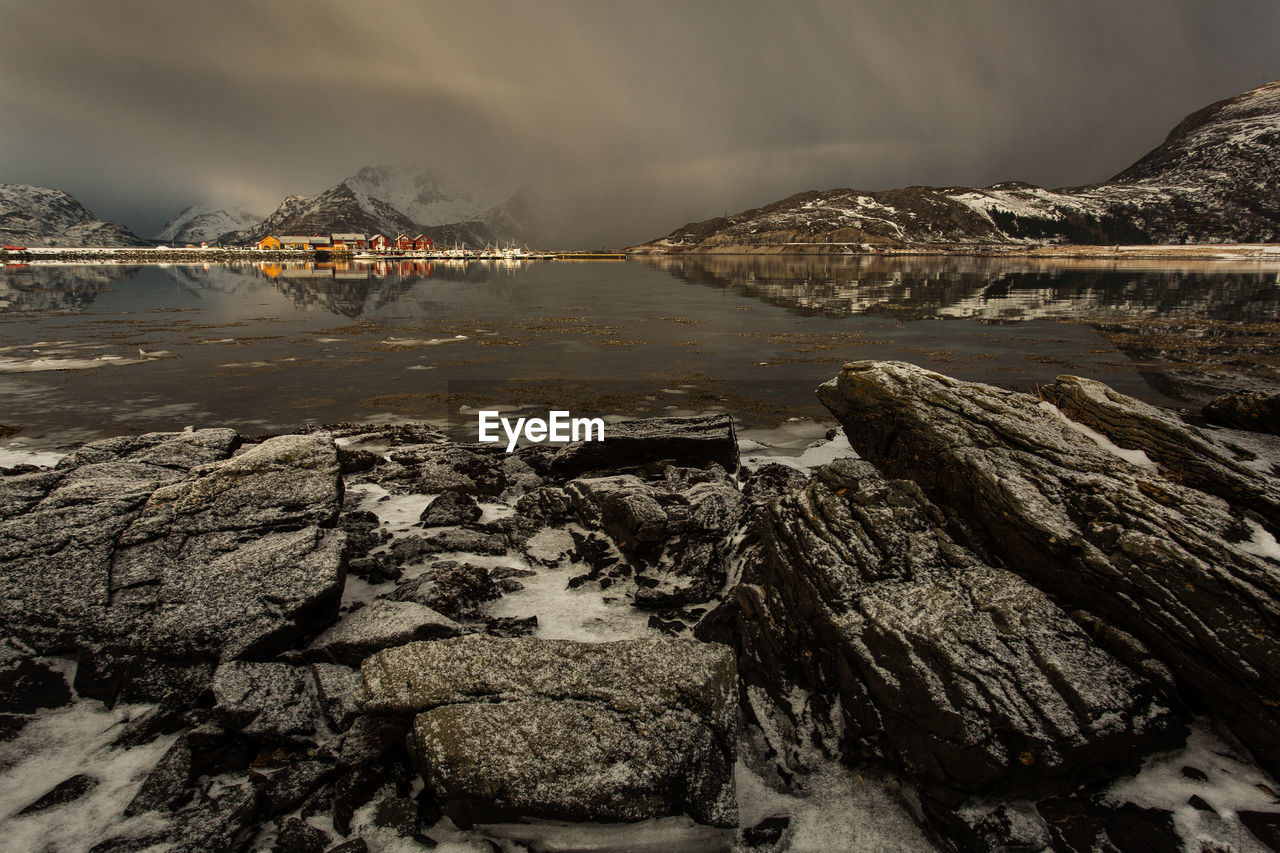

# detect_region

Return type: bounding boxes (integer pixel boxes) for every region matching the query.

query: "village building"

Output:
[368,234,390,251]
[256,236,283,250]
[413,234,433,251]
[331,233,367,249]
[393,234,414,252]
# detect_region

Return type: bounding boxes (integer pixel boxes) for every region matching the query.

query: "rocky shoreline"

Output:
[1,366,1278,851]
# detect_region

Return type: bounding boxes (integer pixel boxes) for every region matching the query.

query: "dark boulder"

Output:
[817,361,1280,778]
[418,491,482,527]
[548,414,739,476]
[740,456,1182,802]
[385,562,502,621]
[1202,389,1280,435]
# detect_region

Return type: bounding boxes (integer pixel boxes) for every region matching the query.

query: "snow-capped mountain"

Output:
[0,184,147,248]
[637,79,1280,253]
[153,204,263,244]
[223,166,531,248]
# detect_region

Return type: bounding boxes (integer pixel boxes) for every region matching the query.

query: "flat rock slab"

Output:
[363,635,738,827]
[548,414,738,476]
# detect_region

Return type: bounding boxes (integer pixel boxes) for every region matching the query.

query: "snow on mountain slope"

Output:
[154,204,263,244]
[342,165,510,227]
[0,184,147,248]
[639,79,1280,253]
[225,166,530,248]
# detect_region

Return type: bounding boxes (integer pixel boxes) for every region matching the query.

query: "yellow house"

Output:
[256,236,283,250]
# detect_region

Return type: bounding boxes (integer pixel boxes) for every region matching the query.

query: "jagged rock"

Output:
[0,638,71,713]
[310,663,365,733]
[1203,389,1280,435]
[568,475,683,552]
[307,600,461,666]
[389,444,507,495]
[0,431,346,703]
[19,773,98,814]
[114,696,189,747]
[423,526,507,555]
[212,661,327,745]
[1033,796,1180,852]
[260,760,335,817]
[362,635,738,828]
[325,840,370,853]
[741,456,1182,802]
[332,767,386,836]
[515,485,574,521]
[346,554,400,584]
[1239,810,1280,849]
[566,471,741,606]
[338,716,410,769]
[1041,374,1280,527]
[482,615,538,637]
[817,361,1280,777]
[418,491,482,527]
[170,782,262,853]
[274,817,332,853]
[103,778,262,853]
[385,562,502,621]
[339,510,389,557]
[126,734,195,815]
[368,793,420,838]
[549,414,739,476]
[338,447,382,475]
[118,433,342,537]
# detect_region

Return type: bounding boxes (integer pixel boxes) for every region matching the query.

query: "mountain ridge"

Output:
[220,166,532,248]
[0,184,148,248]
[635,80,1280,254]
[154,204,263,244]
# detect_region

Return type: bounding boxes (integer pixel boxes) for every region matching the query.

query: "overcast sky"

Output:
[2,0,1277,246]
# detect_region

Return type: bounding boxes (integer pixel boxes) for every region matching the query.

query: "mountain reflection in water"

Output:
[0,257,1277,448]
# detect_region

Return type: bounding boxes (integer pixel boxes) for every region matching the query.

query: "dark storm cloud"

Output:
[1,0,1277,245]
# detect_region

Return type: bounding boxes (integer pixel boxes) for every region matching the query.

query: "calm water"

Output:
[1,256,1278,450]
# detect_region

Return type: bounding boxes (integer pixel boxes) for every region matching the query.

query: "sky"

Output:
[1,0,1278,247]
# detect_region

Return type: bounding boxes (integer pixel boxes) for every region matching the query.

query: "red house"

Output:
[368,234,390,252]
[393,234,414,252]
[413,235,433,251]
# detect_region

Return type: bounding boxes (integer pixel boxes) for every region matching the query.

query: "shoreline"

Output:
[628,242,1280,262]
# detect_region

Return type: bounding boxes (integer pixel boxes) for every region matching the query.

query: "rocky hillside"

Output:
[0,184,148,248]
[222,166,531,248]
[638,80,1280,253]
[153,204,263,245]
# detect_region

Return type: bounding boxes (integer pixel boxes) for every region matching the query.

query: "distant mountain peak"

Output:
[154,203,263,243]
[223,165,533,248]
[0,183,147,247]
[637,78,1280,252]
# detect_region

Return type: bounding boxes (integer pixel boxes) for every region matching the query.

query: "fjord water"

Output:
[0,256,1277,450]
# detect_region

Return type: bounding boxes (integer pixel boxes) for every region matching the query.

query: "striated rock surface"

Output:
[362,635,738,827]
[817,360,1280,777]
[0,430,345,702]
[736,456,1183,803]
